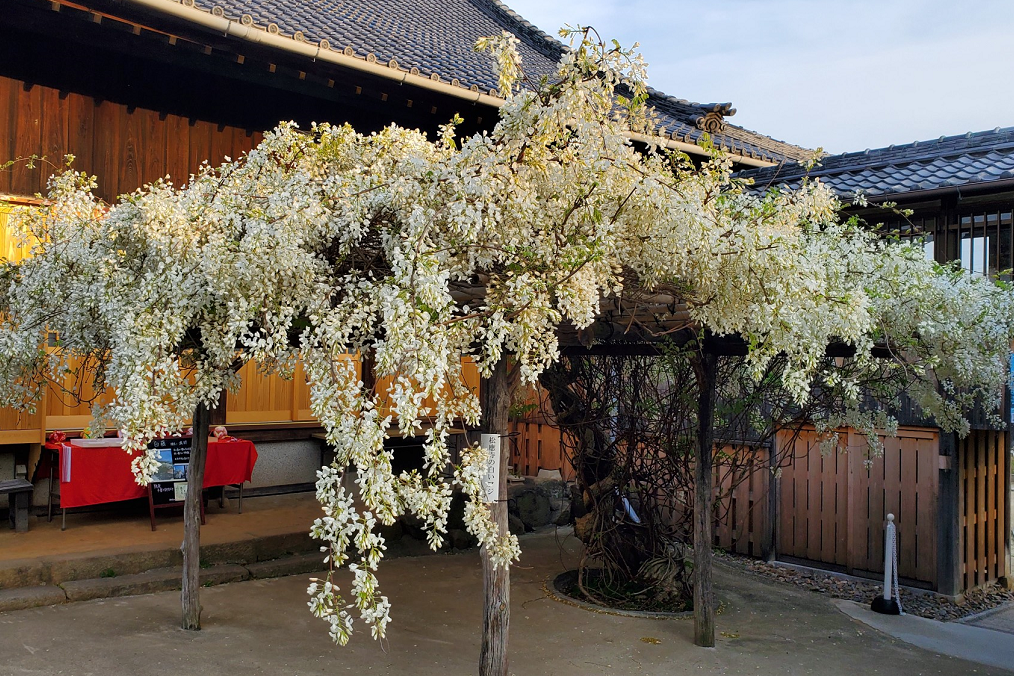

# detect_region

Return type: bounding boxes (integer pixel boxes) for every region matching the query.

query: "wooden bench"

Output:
[1,479,33,533]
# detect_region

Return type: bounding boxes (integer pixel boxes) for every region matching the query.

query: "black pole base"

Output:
[871,596,902,615]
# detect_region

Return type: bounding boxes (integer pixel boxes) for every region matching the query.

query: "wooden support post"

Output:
[361,350,377,392]
[182,401,210,630]
[936,431,962,597]
[209,390,227,427]
[479,356,510,676]
[693,351,717,648]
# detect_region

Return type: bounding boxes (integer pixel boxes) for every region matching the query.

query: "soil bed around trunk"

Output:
[551,569,691,616]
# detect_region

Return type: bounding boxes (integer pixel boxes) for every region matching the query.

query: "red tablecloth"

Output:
[50,439,258,509]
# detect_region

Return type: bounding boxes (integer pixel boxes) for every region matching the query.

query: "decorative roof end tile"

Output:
[690,103,735,134]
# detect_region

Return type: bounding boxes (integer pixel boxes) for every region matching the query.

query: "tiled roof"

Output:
[165,0,812,164]
[738,127,1014,197]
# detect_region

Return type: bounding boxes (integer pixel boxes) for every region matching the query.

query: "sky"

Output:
[503,0,1014,154]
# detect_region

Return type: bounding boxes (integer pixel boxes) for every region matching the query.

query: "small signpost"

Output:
[480,433,500,504]
[871,513,902,615]
[147,436,204,531]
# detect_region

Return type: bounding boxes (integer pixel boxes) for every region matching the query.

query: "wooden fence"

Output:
[713,445,771,559]
[776,427,940,585]
[508,419,573,480]
[958,430,1009,589]
[509,420,1010,594]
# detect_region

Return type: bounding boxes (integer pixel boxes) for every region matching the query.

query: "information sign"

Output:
[480,433,500,503]
[148,436,192,505]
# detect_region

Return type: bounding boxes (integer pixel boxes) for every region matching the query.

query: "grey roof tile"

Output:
[738,127,1014,197]
[178,0,812,163]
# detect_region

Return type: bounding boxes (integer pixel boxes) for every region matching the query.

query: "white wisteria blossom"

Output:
[0,27,1012,647]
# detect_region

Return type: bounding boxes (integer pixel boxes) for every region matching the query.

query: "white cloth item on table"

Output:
[61,443,72,483]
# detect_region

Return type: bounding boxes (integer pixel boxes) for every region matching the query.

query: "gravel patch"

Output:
[719,552,1014,622]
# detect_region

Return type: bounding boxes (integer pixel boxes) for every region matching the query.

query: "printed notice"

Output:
[480,433,500,503]
[148,436,192,505]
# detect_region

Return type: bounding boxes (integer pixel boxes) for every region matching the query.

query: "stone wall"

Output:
[507,477,572,536]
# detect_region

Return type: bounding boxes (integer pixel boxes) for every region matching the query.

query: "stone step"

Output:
[0,585,66,612]
[0,530,316,589]
[247,552,324,579]
[1,551,326,612]
[61,564,250,603]
[0,532,471,612]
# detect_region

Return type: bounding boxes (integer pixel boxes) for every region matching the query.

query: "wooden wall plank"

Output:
[67,93,95,181]
[793,440,808,558]
[92,100,122,201]
[39,85,68,182]
[209,122,226,168]
[964,436,976,589]
[120,103,142,194]
[188,119,213,179]
[915,435,937,582]
[976,432,987,586]
[11,82,42,196]
[846,429,859,574]
[869,442,886,573]
[140,107,166,188]
[997,432,1006,580]
[985,433,993,583]
[835,447,849,566]
[778,436,796,555]
[0,76,16,195]
[898,438,918,579]
[164,114,190,189]
[819,446,836,564]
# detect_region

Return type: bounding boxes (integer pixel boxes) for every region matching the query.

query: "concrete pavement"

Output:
[836,600,1014,671]
[963,602,1014,635]
[1,529,1010,676]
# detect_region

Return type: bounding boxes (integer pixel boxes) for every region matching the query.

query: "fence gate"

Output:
[776,427,939,585]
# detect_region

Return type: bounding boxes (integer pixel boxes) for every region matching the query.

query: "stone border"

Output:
[543,572,692,620]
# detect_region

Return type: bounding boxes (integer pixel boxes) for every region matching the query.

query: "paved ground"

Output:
[837,600,1014,671]
[965,603,1014,635]
[1,530,1011,676]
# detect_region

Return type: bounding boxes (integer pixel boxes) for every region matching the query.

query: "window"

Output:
[960,233,988,275]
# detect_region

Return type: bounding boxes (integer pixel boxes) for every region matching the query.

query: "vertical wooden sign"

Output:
[480,433,500,503]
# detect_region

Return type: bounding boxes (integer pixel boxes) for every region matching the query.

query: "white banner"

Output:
[480,433,500,503]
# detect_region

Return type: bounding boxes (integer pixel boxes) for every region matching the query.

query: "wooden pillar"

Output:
[692,351,717,647]
[936,431,962,597]
[182,401,210,630]
[479,357,510,676]
[209,390,227,427]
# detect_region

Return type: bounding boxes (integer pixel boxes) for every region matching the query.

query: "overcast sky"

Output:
[504,0,1014,154]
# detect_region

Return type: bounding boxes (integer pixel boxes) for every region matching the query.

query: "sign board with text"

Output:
[480,433,500,503]
[148,436,192,505]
